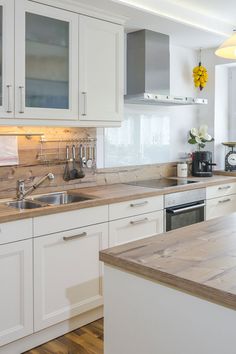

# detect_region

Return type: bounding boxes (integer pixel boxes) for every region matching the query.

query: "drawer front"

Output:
[109,210,163,247]
[109,196,163,221]
[34,205,108,237]
[206,195,236,220]
[0,219,32,245]
[206,183,236,199]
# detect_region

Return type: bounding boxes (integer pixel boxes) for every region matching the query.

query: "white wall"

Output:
[101,44,200,168]
[214,66,229,169]
[199,48,236,169]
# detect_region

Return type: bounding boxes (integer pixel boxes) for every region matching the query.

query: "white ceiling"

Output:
[75,0,236,48]
[168,0,236,25]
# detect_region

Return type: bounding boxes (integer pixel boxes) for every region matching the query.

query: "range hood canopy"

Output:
[125,30,207,106]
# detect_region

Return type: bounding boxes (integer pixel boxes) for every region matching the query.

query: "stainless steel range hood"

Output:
[125,30,207,106]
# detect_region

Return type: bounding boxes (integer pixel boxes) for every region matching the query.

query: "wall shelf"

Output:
[0,132,45,139]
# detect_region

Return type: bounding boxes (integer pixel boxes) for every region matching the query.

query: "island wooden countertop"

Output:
[0,174,235,223]
[100,213,236,310]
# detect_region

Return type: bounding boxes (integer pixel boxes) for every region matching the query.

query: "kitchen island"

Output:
[100,213,236,354]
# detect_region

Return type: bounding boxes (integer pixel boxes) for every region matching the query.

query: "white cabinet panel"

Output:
[15,0,79,120]
[79,16,123,122]
[206,183,236,199]
[109,195,163,221]
[109,211,163,247]
[34,223,108,331]
[206,194,236,220]
[0,0,14,119]
[0,218,32,245]
[0,239,33,346]
[34,205,108,236]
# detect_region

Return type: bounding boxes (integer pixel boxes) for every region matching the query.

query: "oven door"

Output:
[165,201,205,232]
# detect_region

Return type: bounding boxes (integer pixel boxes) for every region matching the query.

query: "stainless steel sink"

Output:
[32,192,93,205]
[6,200,46,210]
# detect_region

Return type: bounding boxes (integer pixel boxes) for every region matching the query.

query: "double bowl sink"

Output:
[5,191,93,210]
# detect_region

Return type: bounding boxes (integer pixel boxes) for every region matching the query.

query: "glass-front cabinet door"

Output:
[0,0,14,118]
[15,0,78,120]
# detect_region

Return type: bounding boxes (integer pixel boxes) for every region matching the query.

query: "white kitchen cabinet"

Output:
[206,183,236,200]
[79,15,123,123]
[109,195,163,221]
[206,194,236,220]
[206,182,236,220]
[0,0,124,126]
[109,210,163,247]
[15,0,79,120]
[34,223,108,331]
[0,239,33,346]
[0,0,14,119]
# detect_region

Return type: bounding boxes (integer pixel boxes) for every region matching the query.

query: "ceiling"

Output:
[75,0,236,49]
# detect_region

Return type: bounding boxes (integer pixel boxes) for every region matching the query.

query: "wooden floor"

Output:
[23,319,104,354]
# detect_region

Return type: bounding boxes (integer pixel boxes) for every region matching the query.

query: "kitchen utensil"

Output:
[63,145,70,181]
[70,145,79,179]
[86,146,93,169]
[78,144,85,179]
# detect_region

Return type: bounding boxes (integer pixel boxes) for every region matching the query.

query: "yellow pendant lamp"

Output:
[215,30,236,59]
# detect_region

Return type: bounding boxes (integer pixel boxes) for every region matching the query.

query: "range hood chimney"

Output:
[125,30,207,106]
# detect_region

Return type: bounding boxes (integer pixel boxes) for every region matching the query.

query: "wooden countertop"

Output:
[0,174,236,224]
[100,213,236,310]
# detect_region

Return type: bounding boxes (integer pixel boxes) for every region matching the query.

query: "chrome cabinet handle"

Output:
[63,232,87,241]
[218,198,231,204]
[19,86,24,113]
[218,186,231,190]
[82,92,87,116]
[168,203,205,214]
[130,201,148,207]
[130,217,148,225]
[6,84,12,113]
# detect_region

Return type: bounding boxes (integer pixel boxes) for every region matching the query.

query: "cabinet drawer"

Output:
[206,183,236,199]
[34,205,108,237]
[109,210,163,247]
[0,219,32,245]
[109,196,163,221]
[206,195,236,220]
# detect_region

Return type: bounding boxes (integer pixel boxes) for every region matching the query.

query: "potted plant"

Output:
[188,125,215,177]
[188,125,214,150]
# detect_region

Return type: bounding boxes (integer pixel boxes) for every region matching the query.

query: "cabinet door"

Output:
[34,223,108,331]
[109,211,163,247]
[15,0,78,120]
[79,16,123,122]
[0,239,33,346]
[0,0,14,118]
[206,195,236,220]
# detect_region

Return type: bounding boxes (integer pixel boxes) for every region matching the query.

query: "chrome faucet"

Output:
[17,173,55,200]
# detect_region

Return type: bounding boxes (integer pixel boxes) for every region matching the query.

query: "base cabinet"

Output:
[206,183,236,220]
[34,223,108,331]
[206,194,236,220]
[0,239,33,346]
[109,211,163,247]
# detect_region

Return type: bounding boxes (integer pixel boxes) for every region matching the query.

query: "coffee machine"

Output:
[192,151,216,177]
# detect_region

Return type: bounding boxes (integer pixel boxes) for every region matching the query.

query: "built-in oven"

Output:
[165,188,206,232]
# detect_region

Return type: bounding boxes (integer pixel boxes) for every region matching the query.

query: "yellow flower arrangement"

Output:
[192,62,208,91]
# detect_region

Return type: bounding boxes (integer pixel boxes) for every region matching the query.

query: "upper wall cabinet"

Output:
[0,0,14,119]
[15,0,79,120]
[0,0,124,126]
[79,16,123,124]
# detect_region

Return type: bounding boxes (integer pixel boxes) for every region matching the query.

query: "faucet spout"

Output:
[17,173,55,200]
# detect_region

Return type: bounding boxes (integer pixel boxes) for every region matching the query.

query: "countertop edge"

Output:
[99,252,236,311]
